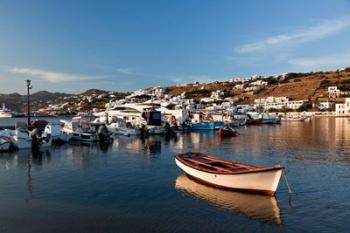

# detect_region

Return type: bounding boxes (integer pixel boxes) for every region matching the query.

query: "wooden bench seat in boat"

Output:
[185,158,246,173]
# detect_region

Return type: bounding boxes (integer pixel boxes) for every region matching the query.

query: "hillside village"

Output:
[31,67,350,116]
[2,67,350,116]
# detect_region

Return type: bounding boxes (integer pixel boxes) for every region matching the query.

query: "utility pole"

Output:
[25,80,32,126]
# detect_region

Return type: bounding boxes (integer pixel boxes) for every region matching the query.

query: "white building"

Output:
[254,96,306,110]
[250,80,268,86]
[287,100,306,110]
[201,90,224,103]
[234,84,244,89]
[318,101,335,110]
[328,86,340,98]
[335,98,350,116]
[153,87,164,97]
[210,90,224,100]
[245,86,262,92]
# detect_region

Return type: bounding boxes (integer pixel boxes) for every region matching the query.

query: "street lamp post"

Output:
[25,80,32,126]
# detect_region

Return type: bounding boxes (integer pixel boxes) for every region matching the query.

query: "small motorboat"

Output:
[61,117,99,142]
[218,126,238,138]
[175,152,283,196]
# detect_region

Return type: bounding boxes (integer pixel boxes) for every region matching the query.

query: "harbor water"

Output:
[0,117,350,232]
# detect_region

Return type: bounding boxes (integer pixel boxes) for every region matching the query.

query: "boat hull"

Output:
[175,157,282,196]
[246,119,263,125]
[218,128,237,138]
[262,118,281,124]
[107,126,141,136]
[189,122,224,130]
[59,132,72,142]
[70,132,98,142]
[281,117,306,121]
[0,113,12,118]
[11,137,32,149]
[147,126,166,135]
[0,139,10,151]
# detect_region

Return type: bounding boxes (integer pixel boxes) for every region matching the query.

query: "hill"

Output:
[0,91,71,112]
[4,67,350,114]
[164,67,350,104]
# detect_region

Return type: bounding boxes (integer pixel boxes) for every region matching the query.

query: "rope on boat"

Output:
[282,168,293,195]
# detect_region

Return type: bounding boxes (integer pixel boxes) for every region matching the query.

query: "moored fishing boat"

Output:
[188,112,224,130]
[189,121,224,130]
[175,152,283,196]
[260,113,281,124]
[245,113,263,125]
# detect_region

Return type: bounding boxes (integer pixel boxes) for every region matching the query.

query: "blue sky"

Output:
[0,0,350,94]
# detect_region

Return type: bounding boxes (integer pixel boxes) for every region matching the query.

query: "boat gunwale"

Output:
[176,152,283,175]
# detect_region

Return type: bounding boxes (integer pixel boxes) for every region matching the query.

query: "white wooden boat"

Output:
[175,152,283,196]
[175,174,281,224]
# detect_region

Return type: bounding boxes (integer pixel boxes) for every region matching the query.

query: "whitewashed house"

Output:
[210,90,224,100]
[328,86,340,98]
[250,80,268,86]
[318,101,335,110]
[335,98,350,116]
[287,100,306,109]
[254,96,306,110]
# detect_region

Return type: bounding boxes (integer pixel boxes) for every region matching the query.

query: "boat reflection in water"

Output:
[175,174,282,225]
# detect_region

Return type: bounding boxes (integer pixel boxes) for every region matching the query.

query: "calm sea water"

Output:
[0,117,350,233]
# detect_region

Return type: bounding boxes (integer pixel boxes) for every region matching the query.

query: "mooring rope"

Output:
[283,168,293,195]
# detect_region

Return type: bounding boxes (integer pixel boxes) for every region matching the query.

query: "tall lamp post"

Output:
[25,80,32,126]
